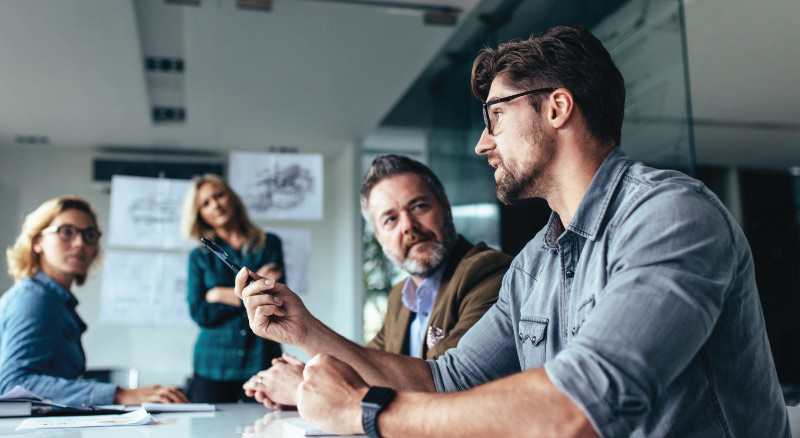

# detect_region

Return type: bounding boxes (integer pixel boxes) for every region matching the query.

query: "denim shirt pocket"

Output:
[571,295,595,337]
[518,317,548,370]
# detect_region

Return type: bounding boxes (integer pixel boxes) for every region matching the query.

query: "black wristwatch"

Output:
[360,386,396,438]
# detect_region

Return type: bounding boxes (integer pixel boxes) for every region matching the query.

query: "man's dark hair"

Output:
[471,25,625,146]
[360,154,449,226]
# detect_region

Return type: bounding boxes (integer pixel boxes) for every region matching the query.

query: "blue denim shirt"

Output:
[429,148,789,437]
[0,271,116,405]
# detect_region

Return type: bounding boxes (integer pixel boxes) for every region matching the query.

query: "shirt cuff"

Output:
[427,359,445,393]
[544,350,644,437]
[90,382,118,406]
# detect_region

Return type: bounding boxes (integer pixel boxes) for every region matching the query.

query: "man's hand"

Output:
[256,263,284,282]
[296,354,369,435]
[113,385,189,405]
[243,353,305,409]
[235,267,313,346]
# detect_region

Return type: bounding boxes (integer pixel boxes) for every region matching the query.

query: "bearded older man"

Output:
[242,154,511,408]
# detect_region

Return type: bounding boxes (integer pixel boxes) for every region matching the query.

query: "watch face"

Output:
[361,386,395,408]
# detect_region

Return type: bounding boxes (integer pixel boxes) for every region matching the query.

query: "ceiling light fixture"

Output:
[298,0,460,26]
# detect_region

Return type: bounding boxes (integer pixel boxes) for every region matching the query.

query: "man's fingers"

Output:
[235,267,250,299]
[244,292,282,308]
[283,353,304,366]
[159,387,188,403]
[258,392,278,409]
[253,305,286,325]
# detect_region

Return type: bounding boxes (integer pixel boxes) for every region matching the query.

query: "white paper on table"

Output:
[229,152,324,221]
[15,408,155,430]
[0,386,43,402]
[141,403,215,412]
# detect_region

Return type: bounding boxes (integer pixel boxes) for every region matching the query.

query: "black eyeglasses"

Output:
[41,224,102,245]
[482,88,556,135]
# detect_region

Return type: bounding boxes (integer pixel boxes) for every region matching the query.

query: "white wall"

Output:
[0,144,362,386]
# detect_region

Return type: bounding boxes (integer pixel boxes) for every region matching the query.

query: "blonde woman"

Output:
[182,174,284,402]
[1,195,188,405]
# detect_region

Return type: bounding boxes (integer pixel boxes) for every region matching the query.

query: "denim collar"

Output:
[33,270,79,308]
[543,147,633,249]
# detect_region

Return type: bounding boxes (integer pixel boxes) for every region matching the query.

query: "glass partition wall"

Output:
[362,0,696,342]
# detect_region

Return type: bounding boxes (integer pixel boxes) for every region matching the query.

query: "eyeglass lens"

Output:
[482,104,492,134]
[55,225,101,245]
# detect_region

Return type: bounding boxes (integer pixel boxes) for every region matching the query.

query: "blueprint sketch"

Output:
[108,175,194,249]
[98,250,193,326]
[229,152,323,220]
[269,227,311,295]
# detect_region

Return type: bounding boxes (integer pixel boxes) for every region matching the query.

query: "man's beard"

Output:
[383,220,457,278]
[494,120,555,205]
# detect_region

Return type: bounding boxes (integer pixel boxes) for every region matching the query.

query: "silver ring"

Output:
[257,376,263,384]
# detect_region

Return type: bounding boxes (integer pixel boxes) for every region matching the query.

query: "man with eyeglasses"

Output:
[236,25,788,437]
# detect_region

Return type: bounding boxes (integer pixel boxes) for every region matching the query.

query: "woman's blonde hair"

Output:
[6,195,102,285]
[181,174,265,251]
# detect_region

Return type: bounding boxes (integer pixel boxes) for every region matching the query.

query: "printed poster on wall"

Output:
[228,152,323,220]
[108,175,194,249]
[98,250,193,326]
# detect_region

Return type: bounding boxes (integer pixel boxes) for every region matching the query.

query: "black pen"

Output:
[200,237,258,285]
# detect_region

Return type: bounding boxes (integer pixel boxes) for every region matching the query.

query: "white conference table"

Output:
[1,404,798,436]
[0,403,365,438]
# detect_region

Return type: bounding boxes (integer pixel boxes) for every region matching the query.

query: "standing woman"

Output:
[182,174,284,403]
[1,195,188,405]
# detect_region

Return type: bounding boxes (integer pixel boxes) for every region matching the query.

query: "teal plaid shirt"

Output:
[187,233,283,382]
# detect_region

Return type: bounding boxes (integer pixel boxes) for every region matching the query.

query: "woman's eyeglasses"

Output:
[41,225,102,245]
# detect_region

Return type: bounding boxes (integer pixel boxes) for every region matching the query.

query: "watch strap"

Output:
[361,386,395,438]
[362,404,381,438]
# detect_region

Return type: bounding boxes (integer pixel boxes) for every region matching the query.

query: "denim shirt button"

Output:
[565,270,575,279]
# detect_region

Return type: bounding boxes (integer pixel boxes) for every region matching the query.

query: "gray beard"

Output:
[384,222,457,279]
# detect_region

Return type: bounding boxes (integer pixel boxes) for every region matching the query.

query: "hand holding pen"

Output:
[234,265,315,349]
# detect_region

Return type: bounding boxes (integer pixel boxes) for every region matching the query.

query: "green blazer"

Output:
[367,235,511,360]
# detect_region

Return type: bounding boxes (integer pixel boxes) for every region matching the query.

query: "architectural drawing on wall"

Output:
[229,152,323,220]
[98,250,193,326]
[269,227,311,295]
[109,175,194,249]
